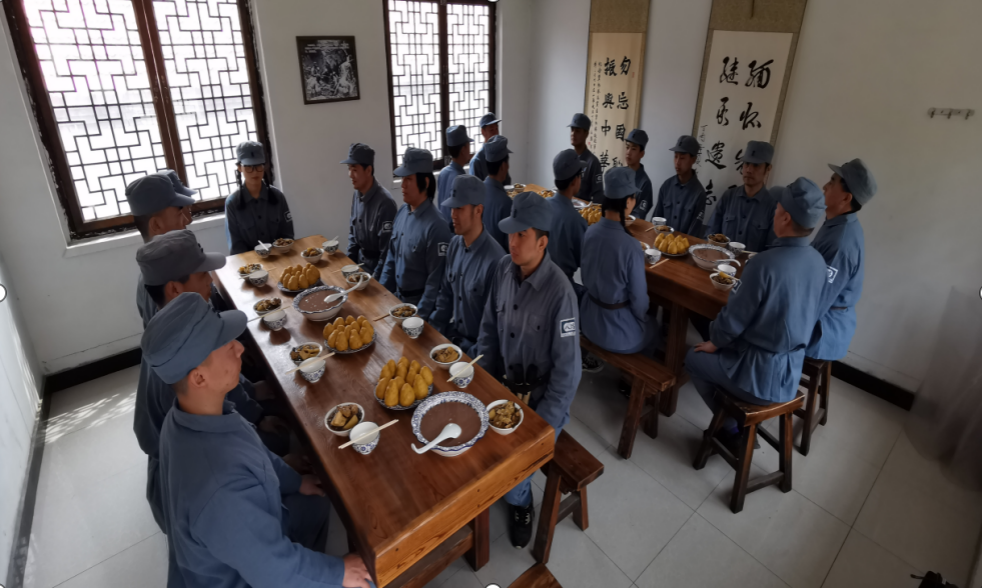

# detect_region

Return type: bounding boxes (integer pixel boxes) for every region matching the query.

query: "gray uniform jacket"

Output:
[654,174,707,235]
[482,177,513,252]
[546,194,587,281]
[576,149,604,203]
[379,198,453,318]
[347,178,397,276]
[225,183,295,255]
[705,185,777,253]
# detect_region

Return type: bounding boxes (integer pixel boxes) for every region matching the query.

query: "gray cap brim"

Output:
[442,194,468,209]
[196,252,227,274]
[340,157,361,165]
[172,193,197,208]
[239,155,264,166]
[481,119,501,127]
[498,215,530,235]
[828,164,844,177]
[215,310,248,354]
[740,154,769,164]
[392,165,415,177]
[175,186,198,197]
[668,145,694,154]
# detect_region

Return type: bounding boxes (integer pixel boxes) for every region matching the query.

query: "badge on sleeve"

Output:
[438,243,449,257]
[826,266,839,284]
[559,318,576,338]
[382,221,393,233]
[595,174,602,185]
[285,211,292,222]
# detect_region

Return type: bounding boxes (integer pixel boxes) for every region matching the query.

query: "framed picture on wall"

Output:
[296,36,361,104]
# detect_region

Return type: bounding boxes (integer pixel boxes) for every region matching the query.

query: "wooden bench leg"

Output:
[466,508,490,571]
[779,412,793,493]
[572,488,588,531]
[799,378,819,456]
[660,303,688,416]
[819,361,831,426]
[617,379,647,459]
[532,462,563,564]
[729,424,756,514]
[642,392,659,439]
[694,406,725,470]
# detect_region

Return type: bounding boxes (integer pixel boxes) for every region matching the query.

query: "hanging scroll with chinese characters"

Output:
[585,33,645,172]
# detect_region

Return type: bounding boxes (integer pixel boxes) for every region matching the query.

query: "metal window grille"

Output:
[383,0,496,170]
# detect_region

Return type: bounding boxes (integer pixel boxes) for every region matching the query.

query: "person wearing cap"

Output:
[477,191,581,549]
[380,147,454,318]
[482,135,515,252]
[546,149,588,287]
[225,141,295,255]
[430,175,505,357]
[568,113,604,203]
[705,140,778,253]
[806,159,877,361]
[686,178,827,446]
[623,129,655,220]
[580,167,660,357]
[468,112,511,183]
[134,230,289,530]
[437,125,473,226]
[146,293,372,588]
[342,142,397,276]
[654,135,707,235]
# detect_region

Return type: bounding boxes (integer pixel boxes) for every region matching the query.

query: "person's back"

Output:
[545,193,587,281]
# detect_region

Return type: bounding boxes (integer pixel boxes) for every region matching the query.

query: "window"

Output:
[2,0,270,238]
[383,0,496,170]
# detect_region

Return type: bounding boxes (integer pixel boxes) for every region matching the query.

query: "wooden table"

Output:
[212,236,556,587]
[626,219,744,416]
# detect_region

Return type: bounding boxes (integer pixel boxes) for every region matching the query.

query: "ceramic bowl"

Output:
[322,240,340,255]
[300,248,324,264]
[449,362,474,388]
[411,392,489,457]
[255,244,271,258]
[389,304,418,323]
[402,317,424,339]
[651,217,667,226]
[262,309,287,331]
[486,399,524,436]
[271,239,294,253]
[293,285,346,322]
[625,215,637,226]
[247,269,269,287]
[349,421,380,455]
[324,403,364,437]
[689,244,735,271]
[290,342,323,366]
[341,265,362,279]
[345,272,372,291]
[252,298,282,316]
[298,357,326,383]
[709,272,738,292]
[729,242,747,256]
[706,233,731,247]
[429,343,463,368]
[644,249,661,265]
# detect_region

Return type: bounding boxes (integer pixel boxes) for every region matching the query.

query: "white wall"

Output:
[0,254,43,582]
[523,0,981,391]
[496,0,533,182]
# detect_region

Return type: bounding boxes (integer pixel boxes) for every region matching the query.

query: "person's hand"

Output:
[299,474,325,496]
[342,553,373,588]
[694,341,718,354]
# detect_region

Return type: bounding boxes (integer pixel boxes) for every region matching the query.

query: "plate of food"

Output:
[654,232,690,257]
[430,343,463,367]
[290,342,323,365]
[324,403,363,437]
[487,399,523,435]
[238,263,263,278]
[271,237,294,253]
[706,233,731,247]
[278,264,323,294]
[300,247,323,263]
[374,356,434,410]
[253,297,283,316]
[579,203,602,226]
[323,315,376,354]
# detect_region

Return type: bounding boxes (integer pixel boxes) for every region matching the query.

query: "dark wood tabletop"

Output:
[212,236,555,587]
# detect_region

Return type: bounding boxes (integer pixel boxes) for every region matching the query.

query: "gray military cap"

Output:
[236,141,265,166]
[568,113,591,131]
[158,169,197,197]
[499,191,552,234]
[625,129,648,150]
[829,158,877,205]
[484,135,512,163]
[669,135,700,156]
[479,113,501,128]
[553,149,587,182]
[340,143,375,167]
[393,147,434,176]
[604,167,638,200]
[446,125,472,148]
[778,177,827,229]
[740,140,774,165]
[142,292,247,385]
[444,175,485,208]
[125,174,195,217]
[137,229,226,286]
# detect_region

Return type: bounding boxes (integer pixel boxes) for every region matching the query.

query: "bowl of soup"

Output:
[293,285,347,322]
[411,392,490,457]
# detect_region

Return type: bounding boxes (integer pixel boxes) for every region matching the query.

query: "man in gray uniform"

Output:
[147,293,372,587]
[430,175,505,358]
[546,149,588,287]
[569,113,604,203]
[437,125,472,225]
[380,148,454,319]
[342,142,397,276]
[468,112,511,184]
[477,191,582,549]
[482,135,514,252]
[654,135,707,235]
[624,129,654,220]
[705,140,778,253]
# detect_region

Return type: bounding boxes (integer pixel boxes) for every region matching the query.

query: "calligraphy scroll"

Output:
[585,33,645,173]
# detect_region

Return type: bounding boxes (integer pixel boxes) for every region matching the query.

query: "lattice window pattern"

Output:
[447,3,491,157]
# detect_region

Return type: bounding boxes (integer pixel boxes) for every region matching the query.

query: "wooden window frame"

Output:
[2,0,273,240]
[382,0,497,172]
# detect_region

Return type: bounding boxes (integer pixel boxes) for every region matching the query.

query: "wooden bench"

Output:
[693,390,805,513]
[509,564,562,588]
[795,358,831,455]
[531,430,604,564]
[580,335,675,459]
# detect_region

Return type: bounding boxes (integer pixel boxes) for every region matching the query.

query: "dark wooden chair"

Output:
[795,358,831,455]
[693,390,805,513]
[580,335,675,459]
[509,564,562,588]
[531,430,604,564]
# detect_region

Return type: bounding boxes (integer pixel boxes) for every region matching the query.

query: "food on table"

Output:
[384,381,399,407]
[489,401,521,429]
[301,247,321,257]
[254,298,281,312]
[290,343,320,362]
[414,376,428,400]
[323,315,374,352]
[400,383,415,407]
[432,346,460,364]
[712,272,735,285]
[655,233,690,254]
[513,183,526,192]
[579,203,602,225]
[346,273,370,286]
[420,401,482,447]
[707,233,729,244]
[238,263,262,276]
[541,190,554,198]
[281,264,320,291]
[328,404,361,431]
[654,225,672,232]
[391,305,416,318]
[376,357,432,406]
[274,238,294,247]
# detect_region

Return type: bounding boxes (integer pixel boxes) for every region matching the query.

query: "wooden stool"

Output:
[532,430,604,564]
[794,358,831,455]
[580,335,675,458]
[693,390,805,513]
[509,564,562,588]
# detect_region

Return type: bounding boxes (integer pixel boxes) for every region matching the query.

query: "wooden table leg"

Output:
[617,379,647,459]
[532,463,563,564]
[465,508,490,571]
[660,302,689,416]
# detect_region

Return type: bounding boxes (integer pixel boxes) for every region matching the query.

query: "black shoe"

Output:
[581,353,604,373]
[509,502,535,549]
[617,379,632,398]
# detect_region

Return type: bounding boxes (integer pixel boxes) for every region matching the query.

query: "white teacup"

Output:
[651,217,667,226]
[262,309,287,331]
[322,239,339,254]
[644,249,661,265]
[729,242,747,255]
[402,316,424,339]
[717,264,739,277]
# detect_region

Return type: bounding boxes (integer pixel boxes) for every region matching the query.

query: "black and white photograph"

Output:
[296,36,360,104]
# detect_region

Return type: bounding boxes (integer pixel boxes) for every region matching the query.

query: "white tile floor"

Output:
[22,364,982,588]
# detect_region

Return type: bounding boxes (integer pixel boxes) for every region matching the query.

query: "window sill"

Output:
[62,214,226,259]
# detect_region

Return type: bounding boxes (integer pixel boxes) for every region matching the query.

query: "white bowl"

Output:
[300,248,324,264]
[402,316,424,339]
[345,272,372,291]
[411,392,489,457]
[262,309,287,331]
[487,399,524,436]
[644,249,661,265]
[709,272,737,292]
[651,217,667,226]
[625,215,637,226]
[449,362,475,388]
[247,269,269,287]
[322,240,340,255]
[341,265,362,279]
[349,421,380,455]
[729,242,747,255]
[324,403,364,437]
[254,244,271,258]
[293,285,346,322]
[389,303,418,323]
[271,239,294,253]
[689,244,735,271]
[429,343,463,368]
[298,357,326,383]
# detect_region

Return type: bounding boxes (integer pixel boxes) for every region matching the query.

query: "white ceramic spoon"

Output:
[324,276,366,305]
[411,423,461,454]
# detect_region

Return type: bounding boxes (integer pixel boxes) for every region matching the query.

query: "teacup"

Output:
[349,421,380,455]
[651,217,667,226]
[718,264,739,277]
[729,242,747,255]
[262,309,287,331]
[402,316,424,339]
[644,249,661,265]
[449,362,475,388]
[247,269,269,287]
[341,265,361,279]
[298,357,325,383]
[254,244,271,258]
[322,239,339,255]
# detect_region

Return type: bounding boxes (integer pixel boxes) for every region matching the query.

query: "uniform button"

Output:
[513,304,518,310]
[510,333,515,338]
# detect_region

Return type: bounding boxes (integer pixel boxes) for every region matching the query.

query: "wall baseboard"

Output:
[45,348,142,394]
[832,360,915,411]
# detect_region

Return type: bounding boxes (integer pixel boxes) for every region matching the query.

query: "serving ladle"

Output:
[323,275,366,304]
[411,423,461,454]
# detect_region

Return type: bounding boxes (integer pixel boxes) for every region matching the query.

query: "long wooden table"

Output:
[212,236,555,587]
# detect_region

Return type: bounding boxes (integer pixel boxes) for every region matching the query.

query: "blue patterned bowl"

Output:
[247,270,269,287]
[254,245,271,258]
[411,392,489,458]
[449,362,474,388]
[292,285,346,322]
[299,357,325,383]
[261,309,287,331]
[349,421,380,455]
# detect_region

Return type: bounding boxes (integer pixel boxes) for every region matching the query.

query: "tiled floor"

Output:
[22,364,982,588]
